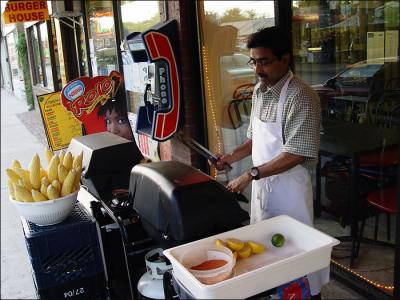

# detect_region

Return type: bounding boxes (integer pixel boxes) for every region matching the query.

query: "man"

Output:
[216,27,326,299]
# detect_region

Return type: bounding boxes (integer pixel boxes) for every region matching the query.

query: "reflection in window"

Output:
[87,1,117,76]
[120,1,160,38]
[199,1,274,180]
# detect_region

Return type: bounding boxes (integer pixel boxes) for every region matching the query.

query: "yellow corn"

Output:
[59,150,65,165]
[14,184,34,202]
[32,189,48,202]
[58,164,68,184]
[6,168,21,183]
[52,179,61,193]
[14,168,32,190]
[72,151,83,169]
[63,152,73,171]
[40,168,48,181]
[41,176,50,187]
[45,147,53,164]
[40,183,48,198]
[47,185,60,200]
[29,153,41,190]
[73,166,82,190]
[47,155,60,182]
[12,159,22,170]
[7,179,15,199]
[61,169,76,197]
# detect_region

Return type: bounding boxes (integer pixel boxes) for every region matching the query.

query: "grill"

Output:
[67,133,249,299]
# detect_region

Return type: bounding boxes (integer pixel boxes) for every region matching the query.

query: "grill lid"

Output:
[130,161,249,244]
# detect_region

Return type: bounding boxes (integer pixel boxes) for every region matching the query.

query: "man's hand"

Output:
[213,154,233,171]
[226,171,252,194]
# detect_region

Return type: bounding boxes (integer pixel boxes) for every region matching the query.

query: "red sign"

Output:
[60,71,122,134]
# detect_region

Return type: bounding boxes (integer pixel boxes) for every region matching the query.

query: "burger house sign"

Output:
[3,1,49,24]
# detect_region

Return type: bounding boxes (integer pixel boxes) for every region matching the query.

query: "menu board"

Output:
[37,92,83,151]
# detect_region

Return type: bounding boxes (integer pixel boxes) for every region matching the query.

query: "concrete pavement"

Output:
[1,88,39,299]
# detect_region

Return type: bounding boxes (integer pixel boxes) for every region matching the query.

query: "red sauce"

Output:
[191,259,227,271]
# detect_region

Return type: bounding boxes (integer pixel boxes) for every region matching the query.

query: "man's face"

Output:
[105,108,134,141]
[249,47,290,87]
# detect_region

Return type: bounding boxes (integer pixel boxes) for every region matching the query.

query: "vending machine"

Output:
[125,19,184,142]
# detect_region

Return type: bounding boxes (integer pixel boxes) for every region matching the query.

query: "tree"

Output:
[220,8,250,23]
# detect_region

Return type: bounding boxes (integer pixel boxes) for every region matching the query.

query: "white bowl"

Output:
[179,245,236,285]
[9,190,78,226]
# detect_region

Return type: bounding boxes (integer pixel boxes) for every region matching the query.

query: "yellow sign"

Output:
[3,0,49,24]
[37,92,83,151]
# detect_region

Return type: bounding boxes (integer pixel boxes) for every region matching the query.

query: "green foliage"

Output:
[16,32,34,110]
[122,14,160,37]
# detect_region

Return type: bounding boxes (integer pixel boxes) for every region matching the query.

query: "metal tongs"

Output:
[177,133,232,171]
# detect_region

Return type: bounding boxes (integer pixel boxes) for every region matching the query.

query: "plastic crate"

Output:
[22,203,107,299]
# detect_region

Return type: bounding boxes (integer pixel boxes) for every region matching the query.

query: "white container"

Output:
[180,245,235,285]
[9,190,78,226]
[164,215,340,299]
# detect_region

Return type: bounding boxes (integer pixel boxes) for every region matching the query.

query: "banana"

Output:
[12,159,22,170]
[45,147,53,164]
[63,152,73,171]
[14,184,34,202]
[32,189,48,202]
[7,179,15,199]
[29,153,41,189]
[72,151,83,169]
[61,169,76,197]
[47,185,60,200]
[6,168,21,183]
[47,155,60,182]
[58,164,68,184]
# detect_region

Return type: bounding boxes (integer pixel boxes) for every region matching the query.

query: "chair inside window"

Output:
[355,187,398,257]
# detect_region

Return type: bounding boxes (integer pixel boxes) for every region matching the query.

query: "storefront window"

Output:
[40,22,53,90]
[119,0,160,112]
[198,1,275,183]
[119,0,161,161]
[292,1,399,296]
[28,22,55,90]
[30,25,43,85]
[87,0,117,76]
[6,31,20,80]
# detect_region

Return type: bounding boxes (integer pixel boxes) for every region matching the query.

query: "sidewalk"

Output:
[0,88,365,299]
[1,88,41,299]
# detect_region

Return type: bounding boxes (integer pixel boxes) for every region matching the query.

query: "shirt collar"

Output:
[258,71,292,98]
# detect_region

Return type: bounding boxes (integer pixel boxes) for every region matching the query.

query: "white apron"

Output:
[250,72,329,295]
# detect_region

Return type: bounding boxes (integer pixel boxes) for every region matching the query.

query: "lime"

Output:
[271,233,285,247]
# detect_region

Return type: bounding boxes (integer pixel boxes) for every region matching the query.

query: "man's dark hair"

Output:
[98,88,129,117]
[246,26,291,59]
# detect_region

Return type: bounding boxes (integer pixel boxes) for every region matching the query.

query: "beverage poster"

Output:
[37,92,82,151]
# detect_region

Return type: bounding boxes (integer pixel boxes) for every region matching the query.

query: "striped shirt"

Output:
[247,71,321,171]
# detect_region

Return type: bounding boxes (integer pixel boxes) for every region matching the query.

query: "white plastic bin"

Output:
[164,215,339,299]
